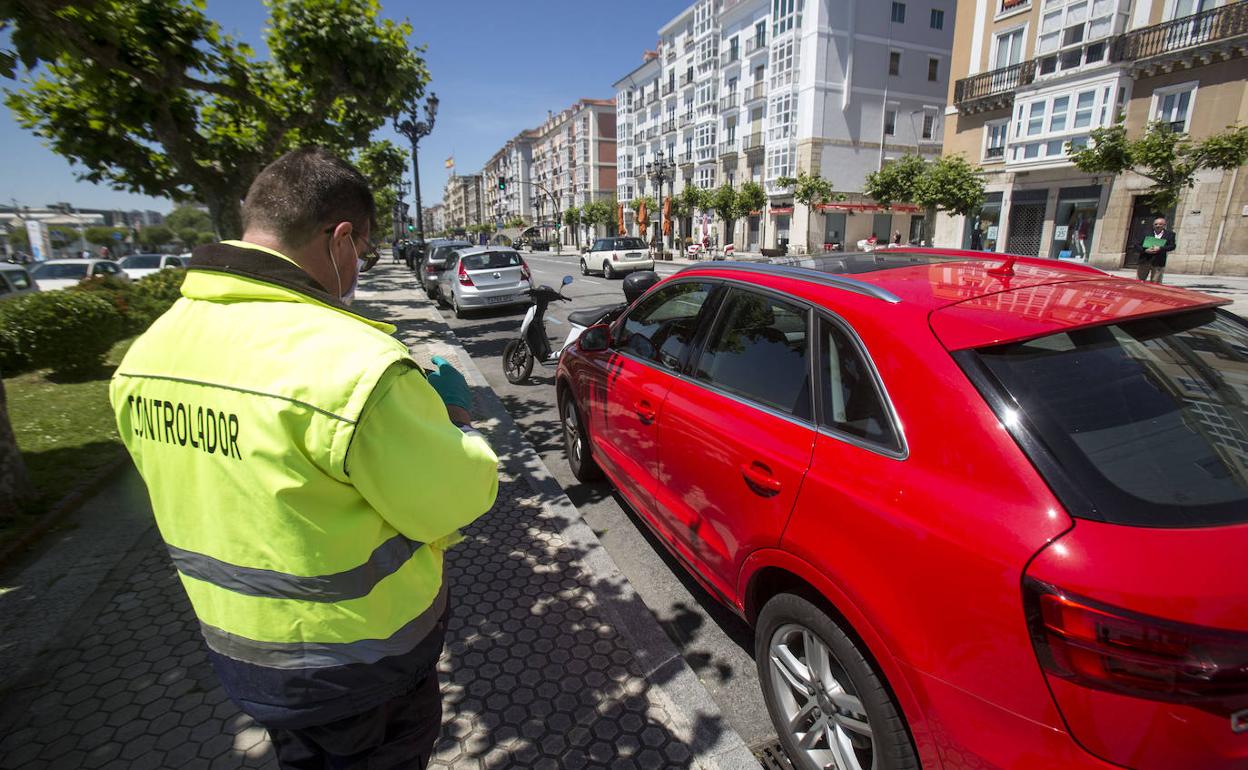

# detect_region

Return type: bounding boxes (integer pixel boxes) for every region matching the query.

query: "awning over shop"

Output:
[814,203,923,213]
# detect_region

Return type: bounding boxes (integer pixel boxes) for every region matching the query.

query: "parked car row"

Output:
[555,248,1248,770]
[0,254,187,300]
[411,238,535,319]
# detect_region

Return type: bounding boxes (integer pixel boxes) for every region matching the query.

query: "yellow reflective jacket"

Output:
[110,242,498,726]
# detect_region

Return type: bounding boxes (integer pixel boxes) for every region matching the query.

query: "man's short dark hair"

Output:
[242,147,376,247]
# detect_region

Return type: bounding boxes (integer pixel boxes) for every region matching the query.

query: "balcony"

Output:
[666,46,677,62]
[679,113,693,128]
[721,48,740,66]
[679,152,694,166]
[744,82,767,103]
[681,73,694,87]
[719,141,738,156]
[745,36,767,56]
[952,60,1037,114]
[719,93,738,111]
[984,145,1005,161]
[1111,1,1248,74]
[633,101,645,114]
[646,126,659,140]
[662,82,674,96]
[742,132,764,153]
[660,118,675,134]
[648,91,659,105]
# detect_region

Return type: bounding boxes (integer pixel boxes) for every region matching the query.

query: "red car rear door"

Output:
[656,287,816,600]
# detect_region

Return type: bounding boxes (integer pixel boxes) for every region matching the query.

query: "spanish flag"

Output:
[444,156,454,170]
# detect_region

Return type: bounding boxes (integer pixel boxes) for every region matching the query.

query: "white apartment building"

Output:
[530,100,619,244]
[614,0,956,252]
[481,130,538,227]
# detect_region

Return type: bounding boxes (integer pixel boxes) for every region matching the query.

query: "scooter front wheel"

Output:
[502,338,535,384]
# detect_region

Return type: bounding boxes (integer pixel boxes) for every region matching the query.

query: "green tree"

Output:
[708,184,740,248]
[354,140,408,240]
[3,0,428,238]
[165,204,213,234]
[776,172,834,254]
[3,224,29,252]
[562,206,582,249]
[1072,122,1248,211]
[580,200,610,242]
[736,181,766,249]
[864,154,985,246]
[84,225,127,247]
[505,215,528,229]
[138,224,174,250]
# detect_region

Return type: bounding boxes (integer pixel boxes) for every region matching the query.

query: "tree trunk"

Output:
[924,205,938,246]
[205,189,244,241]
[0,376,34,522]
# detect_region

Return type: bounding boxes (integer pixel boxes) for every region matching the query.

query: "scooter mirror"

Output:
[561,275,573,286]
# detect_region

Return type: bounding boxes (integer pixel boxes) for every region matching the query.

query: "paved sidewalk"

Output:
[0,266,758,770]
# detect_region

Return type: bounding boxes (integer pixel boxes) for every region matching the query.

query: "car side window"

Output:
[0,275,11,294]
[8,271,30,290]
[615,281,715,371]
[820,317,900,451]
[695,289,812,421]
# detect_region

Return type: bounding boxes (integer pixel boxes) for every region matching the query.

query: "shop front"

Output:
[1049,185,1101,261]
[963,192,1003,252]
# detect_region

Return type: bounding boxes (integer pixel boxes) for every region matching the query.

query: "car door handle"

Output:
[741,461,782,497]
[633,399,656,423]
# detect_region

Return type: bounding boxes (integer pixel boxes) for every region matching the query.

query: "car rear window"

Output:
[969,309,1248,528]
[462,251,521,270]
[32,263,88,279]
[617,238,646,250]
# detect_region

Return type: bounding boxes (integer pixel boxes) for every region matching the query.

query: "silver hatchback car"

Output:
[436,246,532,318]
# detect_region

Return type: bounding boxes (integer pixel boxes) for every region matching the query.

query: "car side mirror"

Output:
[579,324,611,352]
[562,275,573,286]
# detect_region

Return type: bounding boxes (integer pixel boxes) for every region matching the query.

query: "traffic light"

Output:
[498,176,507,191]
[407,224,414,232]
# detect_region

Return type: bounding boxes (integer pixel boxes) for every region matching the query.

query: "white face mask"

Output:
[329,234,360,305]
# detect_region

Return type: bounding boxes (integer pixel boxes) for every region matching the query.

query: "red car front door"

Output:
[655,288,816,600]
[591,280,720,523]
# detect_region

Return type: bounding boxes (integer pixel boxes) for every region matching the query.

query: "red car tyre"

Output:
[559,389,603,482]
[756,593,918,770]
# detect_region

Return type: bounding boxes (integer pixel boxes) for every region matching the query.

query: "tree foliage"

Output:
[138,224,174,249]
[1072,122,1248,211]
[3,0,429,238]
[864,154,985,245]
[165,204,213,233]
[708,185,739,247]
[580,199,614,239]
[84,226,128,247]
[736,181,766,220]
[354,139,407,239]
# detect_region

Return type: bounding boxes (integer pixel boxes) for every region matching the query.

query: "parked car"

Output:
[118,253,185,280]
[556,248,1248,770]
[580,237,655,279]
[420,239,472,299]
[29,259,128,291]
[0,262,39,299]
[435,246,532,319]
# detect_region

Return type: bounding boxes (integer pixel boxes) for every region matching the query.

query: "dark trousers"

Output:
[267,674,442,770]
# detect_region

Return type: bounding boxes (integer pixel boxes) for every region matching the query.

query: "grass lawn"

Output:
[1,337,135,548]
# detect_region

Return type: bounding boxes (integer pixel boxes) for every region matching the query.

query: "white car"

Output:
[29,259,128,291]
[118,253,185,280]
[580,237,655,279]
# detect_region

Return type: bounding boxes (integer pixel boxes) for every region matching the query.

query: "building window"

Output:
[1037,0,1116,75]
[891,2,907,23]
[922,112,936,140]
[768,91,795,141]
[889,51,901,76]
[755,21,767,47]
[1154,83,1196,133]
[770,37,797,87]
[766,143,794,180]
[773,0,799,36]
[984,120,1009,160]
[696,167,716,189]
[930,8,945,29]
[928,58,939,81]
[993,27,1026,69]
[884,109,897,136]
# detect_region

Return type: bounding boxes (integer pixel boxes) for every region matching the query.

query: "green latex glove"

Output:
[426,356,472,411]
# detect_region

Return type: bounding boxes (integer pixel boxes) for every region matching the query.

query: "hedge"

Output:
[1,268,186,377]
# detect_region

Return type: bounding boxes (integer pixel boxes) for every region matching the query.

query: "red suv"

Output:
[555,249,1248,770]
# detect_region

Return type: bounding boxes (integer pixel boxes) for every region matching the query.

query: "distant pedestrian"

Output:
[110,147,499,770]
[891,230,902,245]
[1135,216,1176,284]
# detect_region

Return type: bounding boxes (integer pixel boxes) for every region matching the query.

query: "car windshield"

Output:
[121,256,162,269]
[5,270,31,290]
[32,263,88,279]
[462,251,521,270]
[616,238,646,250]
[971,309,1248,528]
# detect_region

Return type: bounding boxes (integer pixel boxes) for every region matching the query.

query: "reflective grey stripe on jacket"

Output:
[199,582,449,669]
[166,534,425,603]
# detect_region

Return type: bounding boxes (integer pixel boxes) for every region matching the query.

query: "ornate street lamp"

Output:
[393,92,439,246]
[646,149,677,249]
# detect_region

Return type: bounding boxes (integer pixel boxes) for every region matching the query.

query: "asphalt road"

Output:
[418,249,776,749]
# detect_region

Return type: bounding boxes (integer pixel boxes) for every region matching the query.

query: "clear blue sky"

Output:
[0,0,687,213]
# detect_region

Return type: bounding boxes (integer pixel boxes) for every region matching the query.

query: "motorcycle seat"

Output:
[567,304,624,328]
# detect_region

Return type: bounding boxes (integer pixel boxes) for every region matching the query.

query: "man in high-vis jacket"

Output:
[110,147,499,769]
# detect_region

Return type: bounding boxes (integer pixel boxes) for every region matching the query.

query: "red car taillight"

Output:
[424,263,437,274]
[612,252,619,261]
[520,260,531,282]
[1024,578,1248,702]
[457,261,473,286]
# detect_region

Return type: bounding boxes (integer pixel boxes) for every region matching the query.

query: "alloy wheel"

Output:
[562,398,583,468]
[769,623,874,770]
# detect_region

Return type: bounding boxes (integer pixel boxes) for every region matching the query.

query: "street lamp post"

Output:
[646,150,676,252]
[393,92,439,247]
